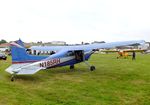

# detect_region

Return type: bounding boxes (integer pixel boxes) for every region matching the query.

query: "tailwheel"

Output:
[70,65,74,69]
[90,66,96,71]
[11,73,16,82]
[11,75,15,82]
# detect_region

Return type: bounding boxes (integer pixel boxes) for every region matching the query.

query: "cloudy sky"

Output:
[0,0,150,43]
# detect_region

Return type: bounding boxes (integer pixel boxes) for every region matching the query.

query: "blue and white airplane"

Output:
[6,39,145,81]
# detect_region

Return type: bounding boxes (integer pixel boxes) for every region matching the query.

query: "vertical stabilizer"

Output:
[10,39,47,64]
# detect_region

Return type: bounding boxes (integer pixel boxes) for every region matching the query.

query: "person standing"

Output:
[132,51,136,60]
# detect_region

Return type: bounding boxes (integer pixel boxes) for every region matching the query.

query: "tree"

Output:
[0,39,7,44]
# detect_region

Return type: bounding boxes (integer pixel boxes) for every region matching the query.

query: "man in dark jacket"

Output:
[132,51,136,60]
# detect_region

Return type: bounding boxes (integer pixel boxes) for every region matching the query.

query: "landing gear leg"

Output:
[84,61,96,71]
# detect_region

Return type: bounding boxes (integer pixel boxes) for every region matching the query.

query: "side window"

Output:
[66,51,74,56]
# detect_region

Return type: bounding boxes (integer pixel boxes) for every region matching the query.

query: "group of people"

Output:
[26,49,56,56]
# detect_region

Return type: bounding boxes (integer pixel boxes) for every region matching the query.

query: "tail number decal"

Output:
[40,58,60,67]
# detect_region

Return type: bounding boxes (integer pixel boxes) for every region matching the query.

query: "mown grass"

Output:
[0,53,150,105]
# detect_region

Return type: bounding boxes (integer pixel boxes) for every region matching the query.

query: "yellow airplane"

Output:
[102,49,146,59]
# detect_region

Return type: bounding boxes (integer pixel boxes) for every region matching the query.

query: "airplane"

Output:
[6,39,145,81]
[144,50,150,54]
[101,49,146,59]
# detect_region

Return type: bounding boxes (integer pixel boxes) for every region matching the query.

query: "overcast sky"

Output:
[0,0,150,44]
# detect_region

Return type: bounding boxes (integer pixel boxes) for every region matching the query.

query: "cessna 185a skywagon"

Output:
[6,39,145,81]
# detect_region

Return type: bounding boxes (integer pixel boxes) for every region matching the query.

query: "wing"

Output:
[6,63,45,75]
[77,40,145,51]
[30,40,145,51]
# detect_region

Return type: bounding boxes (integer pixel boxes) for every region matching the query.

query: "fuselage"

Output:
[34,50,93,69]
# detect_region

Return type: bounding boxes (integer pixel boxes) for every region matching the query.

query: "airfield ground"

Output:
[0,53,150,105]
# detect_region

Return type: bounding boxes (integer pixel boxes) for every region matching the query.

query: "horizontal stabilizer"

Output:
[6,63,44,75]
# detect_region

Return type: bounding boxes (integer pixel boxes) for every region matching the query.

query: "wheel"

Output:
[11,77,14,82]
[90,66,95,71]
[3,57,7,60]
[70,65,74,69]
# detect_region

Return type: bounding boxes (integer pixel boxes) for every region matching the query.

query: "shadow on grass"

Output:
[45,67,89,74]
[16,75,40,81]
[6,74,41,82]
[5,67,90,82]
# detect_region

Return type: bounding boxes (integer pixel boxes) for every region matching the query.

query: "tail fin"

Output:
[10,39,47,64]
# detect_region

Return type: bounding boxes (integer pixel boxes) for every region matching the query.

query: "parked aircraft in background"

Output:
[144,50,150,54]
[0,52,7,60]
[6,39,145,81]
[102,49,146,59]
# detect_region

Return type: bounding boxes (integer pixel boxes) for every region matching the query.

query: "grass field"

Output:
[0,53,150,105]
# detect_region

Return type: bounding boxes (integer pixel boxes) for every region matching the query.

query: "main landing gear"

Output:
[70,63,95,71]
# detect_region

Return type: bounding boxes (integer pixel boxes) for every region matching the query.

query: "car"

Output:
[0,53,7,60]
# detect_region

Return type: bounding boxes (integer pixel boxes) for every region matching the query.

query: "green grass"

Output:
[0,53,150,105]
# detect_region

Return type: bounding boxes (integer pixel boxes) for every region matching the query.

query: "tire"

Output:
[11,77,14,82]
[90,66,95,71]
[3,57,7,60]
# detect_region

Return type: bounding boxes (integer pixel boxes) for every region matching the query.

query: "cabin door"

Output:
[74,50,84,62]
